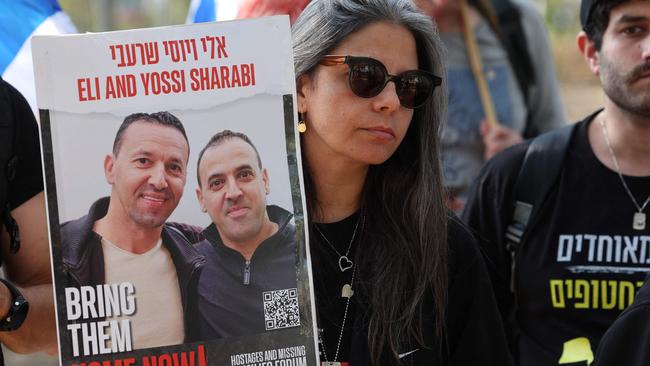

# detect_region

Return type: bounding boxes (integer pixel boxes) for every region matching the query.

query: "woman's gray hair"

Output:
[293,1,449,365]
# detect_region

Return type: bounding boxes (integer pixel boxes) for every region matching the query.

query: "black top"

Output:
[311,212,361,363]
[463,114,650,365]
[0,77,43,212]
[312,213,514,365]
[595,275,650,366]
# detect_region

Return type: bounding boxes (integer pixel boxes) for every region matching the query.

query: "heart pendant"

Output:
[338,256,353,272]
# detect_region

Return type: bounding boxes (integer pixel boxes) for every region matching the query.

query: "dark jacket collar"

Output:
[202,205,293,259]
[61,197,110,286]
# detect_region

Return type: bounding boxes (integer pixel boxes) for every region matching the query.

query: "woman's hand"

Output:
[480,120,523,161]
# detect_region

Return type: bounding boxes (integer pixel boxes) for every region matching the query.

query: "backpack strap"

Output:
[506,124,576,294]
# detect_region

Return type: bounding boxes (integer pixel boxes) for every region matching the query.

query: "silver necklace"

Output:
[314,215,362,272]
[315,214,362,365]
[599,118,650,230]
[318,262,356,366]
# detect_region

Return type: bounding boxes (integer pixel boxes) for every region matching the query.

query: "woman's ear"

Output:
[297,73,312,113]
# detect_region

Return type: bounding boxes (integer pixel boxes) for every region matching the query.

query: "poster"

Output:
[32,16,317,366]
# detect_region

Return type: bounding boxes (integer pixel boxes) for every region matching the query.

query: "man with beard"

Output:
[193,130,297,339]
[591,2,650,365]
[463,0,650,364]
[60,112,205,353]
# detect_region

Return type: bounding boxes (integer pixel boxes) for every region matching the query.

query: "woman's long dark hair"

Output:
[293,0,448,364]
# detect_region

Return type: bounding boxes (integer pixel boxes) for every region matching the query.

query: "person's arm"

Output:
[0,191,57,354]
[480,120,524,161]
[0,78,56,354]
[167,222,205,244]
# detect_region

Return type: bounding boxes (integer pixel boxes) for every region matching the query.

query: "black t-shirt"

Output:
[1,77,43,212]
[311,213,514,365]
[463,113,650,365]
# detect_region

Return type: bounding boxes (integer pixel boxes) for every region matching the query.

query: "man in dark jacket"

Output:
[194,130,298,339]
[60,112,204,357]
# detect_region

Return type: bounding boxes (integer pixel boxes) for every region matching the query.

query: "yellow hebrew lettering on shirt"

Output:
[550,280,565,308]
[602,280,617,310]
[574,280,590,309]
[558,337,594,365]
[551,279,644,310]
[618,281,635,310]
[590,280,599,308]
[565,279,574,298]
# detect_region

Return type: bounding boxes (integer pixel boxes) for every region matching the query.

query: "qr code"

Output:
[263,288,300,331]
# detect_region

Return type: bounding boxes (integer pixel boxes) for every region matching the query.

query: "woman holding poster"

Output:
[293,0,513,365]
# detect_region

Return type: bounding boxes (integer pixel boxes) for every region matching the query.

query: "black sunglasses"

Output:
[320,55,442,109]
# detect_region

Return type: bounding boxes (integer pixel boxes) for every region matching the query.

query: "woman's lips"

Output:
[364,126,396,140]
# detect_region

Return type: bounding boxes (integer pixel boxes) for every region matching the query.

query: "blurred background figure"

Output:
[0,0,77,116]
[187,0,309,24]
[413,0,566,212]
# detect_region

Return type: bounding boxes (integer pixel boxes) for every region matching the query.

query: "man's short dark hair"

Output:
[583,0,626,50]
[112,112,189,156]
[196,130,262,186]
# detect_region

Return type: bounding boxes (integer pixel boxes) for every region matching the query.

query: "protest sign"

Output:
[33,16,316,366]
